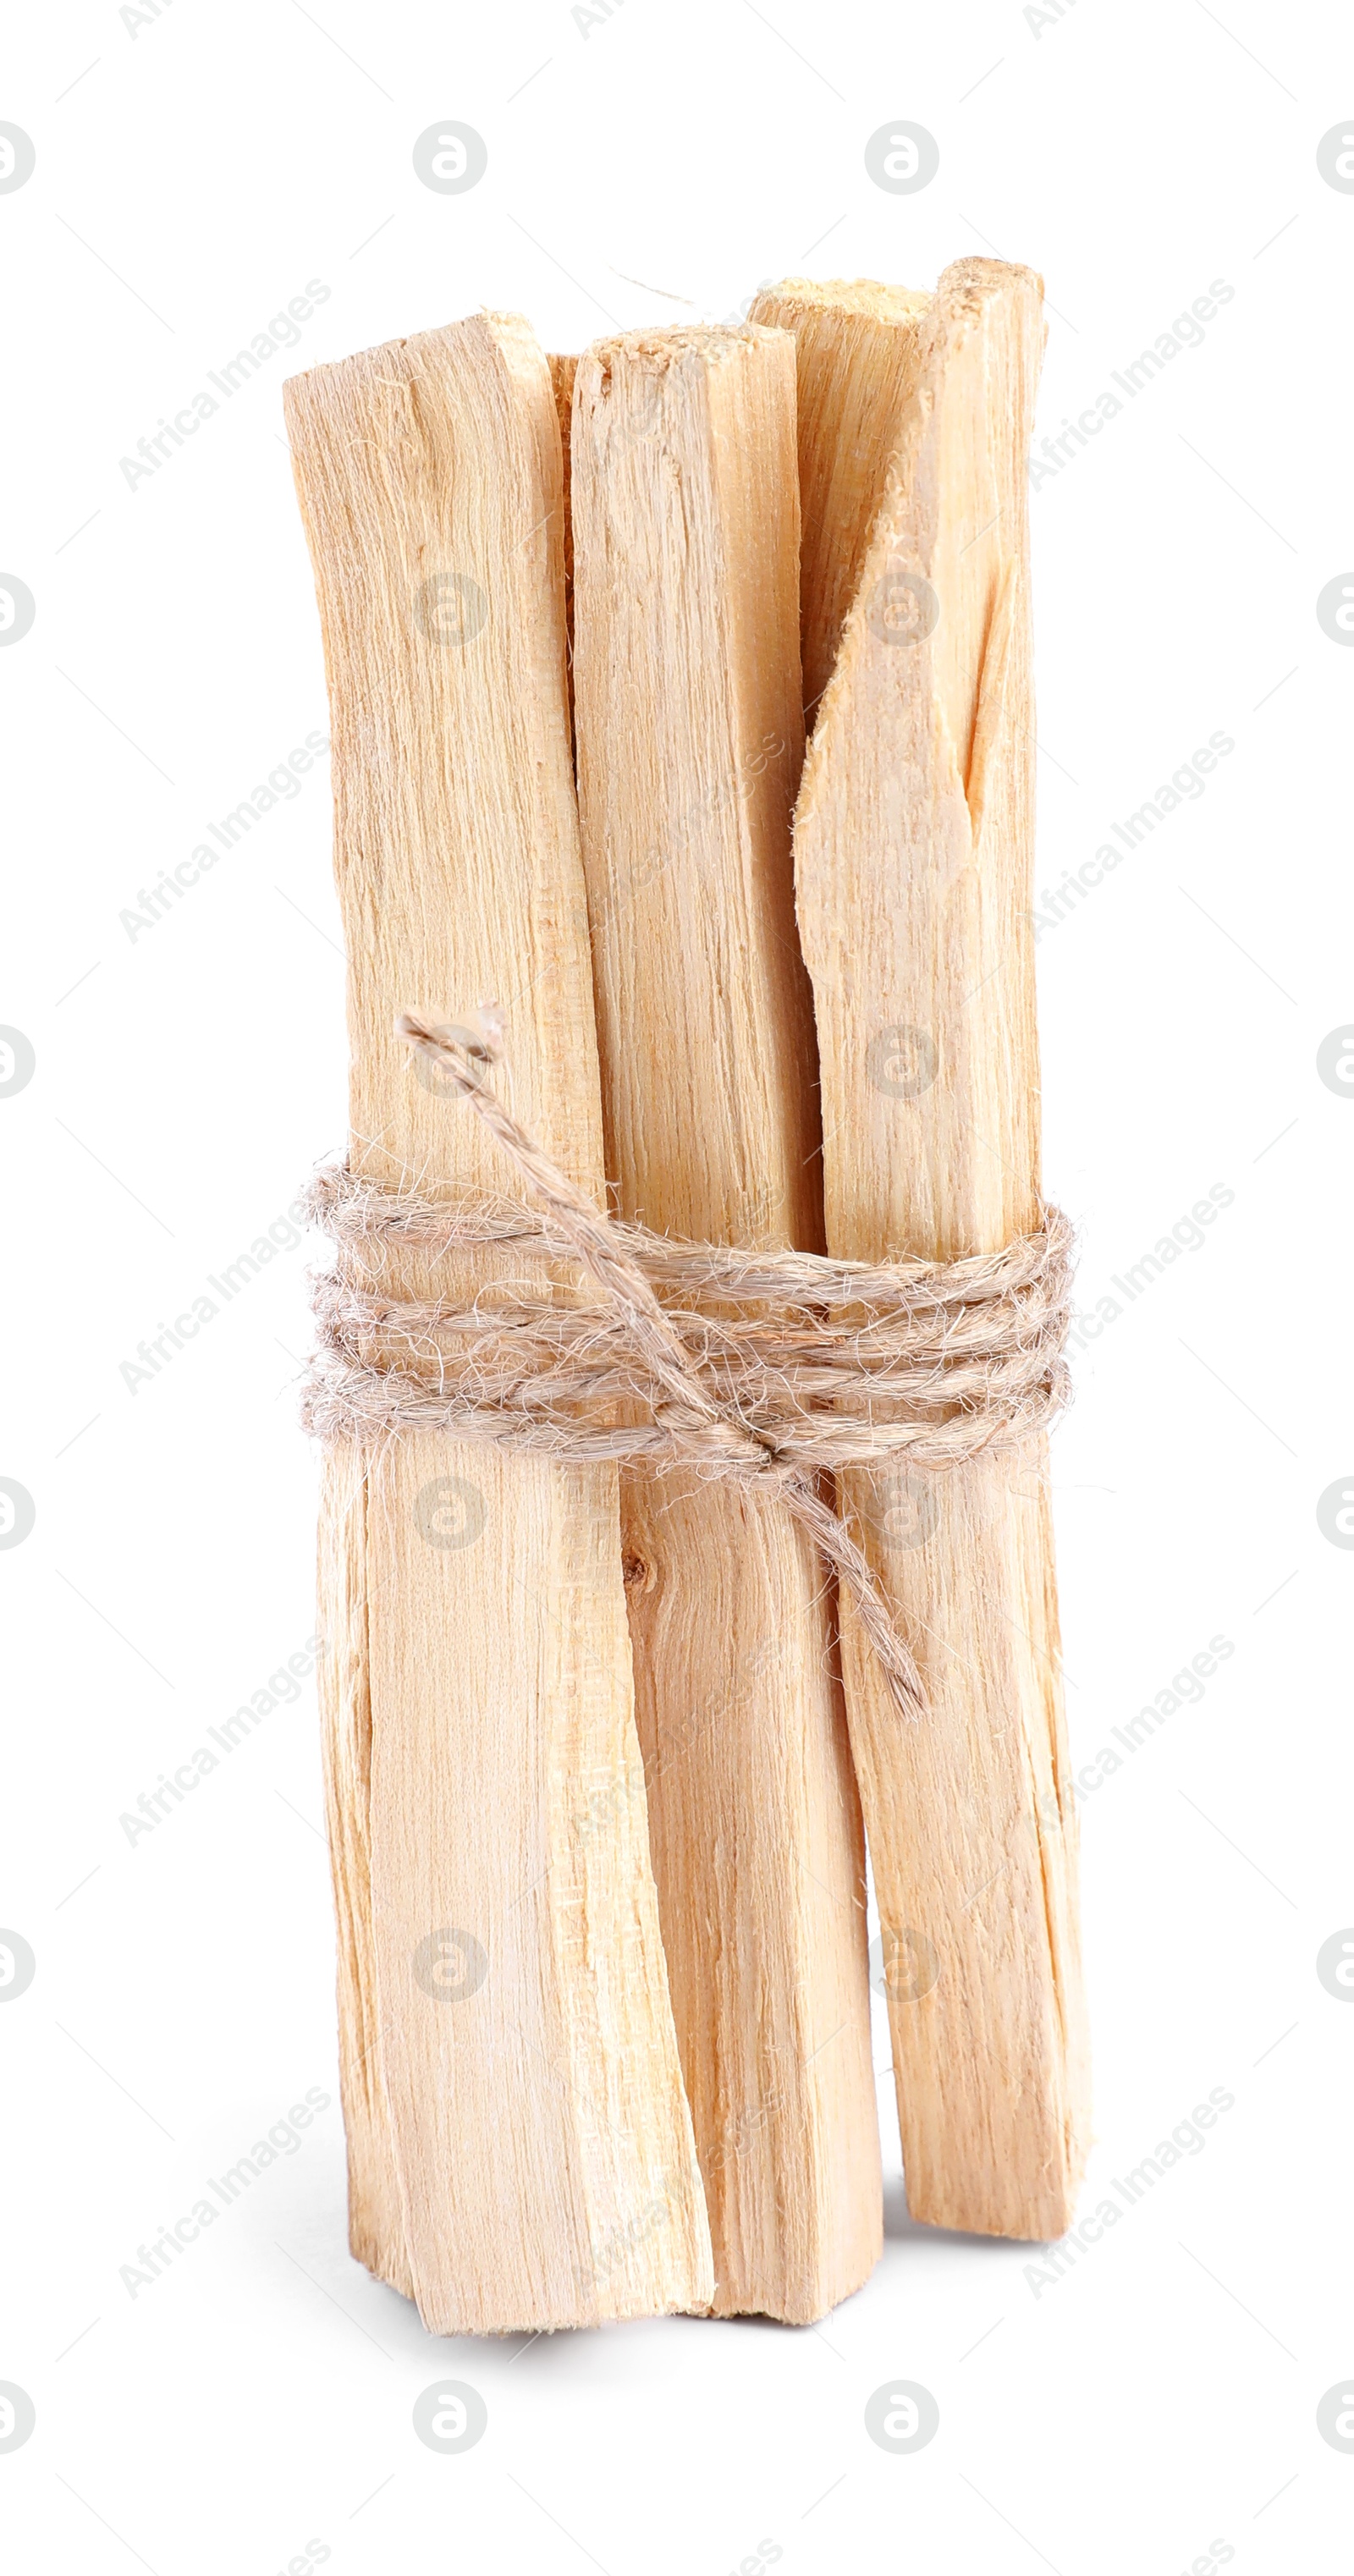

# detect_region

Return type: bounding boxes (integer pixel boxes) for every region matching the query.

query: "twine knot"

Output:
[300,1014,1076,1724]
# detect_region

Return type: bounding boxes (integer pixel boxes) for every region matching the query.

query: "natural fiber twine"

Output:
[301,1011,1075,1722]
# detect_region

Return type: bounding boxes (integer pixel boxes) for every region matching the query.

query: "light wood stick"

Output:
[751,279,931,724]
[284,313,712,2332]
[757,262,1090,2239]
[570,323,882,2320]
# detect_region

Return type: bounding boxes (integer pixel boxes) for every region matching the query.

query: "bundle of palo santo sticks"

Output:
[284,258,1088,2336]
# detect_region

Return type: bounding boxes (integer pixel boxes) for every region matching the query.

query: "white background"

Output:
[2,2,1350,2569]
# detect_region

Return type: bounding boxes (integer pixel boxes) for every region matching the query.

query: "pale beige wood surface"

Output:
[571,324,882,2320]
[751,279,930,723]
[771,262,1090,2240]
[315,1443,412,2297]
[285,312,712,2331]
[548,350,578,712]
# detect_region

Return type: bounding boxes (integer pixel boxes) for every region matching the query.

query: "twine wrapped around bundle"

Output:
[301,1012,1076,1722]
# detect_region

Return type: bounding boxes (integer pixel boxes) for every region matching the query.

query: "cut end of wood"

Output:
[757,274,932,322]
[283,305,548,392]
[932,252,1045,316]
[582,318,789,379]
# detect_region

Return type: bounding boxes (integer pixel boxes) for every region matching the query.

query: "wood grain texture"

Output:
[570,324,882,2320]
[548,350,578,714]
[315,1442,412,2298]
[751,279,930,723]
[773,261,1090,2240]
[285,311,712,2333]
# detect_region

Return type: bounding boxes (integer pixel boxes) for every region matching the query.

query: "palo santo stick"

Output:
[751,279,931,723]
[570,323,882,2320]
[285,313,712,2333]
[760,261,1090,2240]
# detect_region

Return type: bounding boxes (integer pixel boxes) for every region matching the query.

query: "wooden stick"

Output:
[570,323,882,2320]
[284,312,712,2332]
[751,280,930,724]
[757,262,1090,2240]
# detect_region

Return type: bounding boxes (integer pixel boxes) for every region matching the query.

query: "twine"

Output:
[301,1011,1075,1722]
